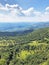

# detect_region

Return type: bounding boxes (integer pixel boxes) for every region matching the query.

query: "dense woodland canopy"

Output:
[0,27,49,65]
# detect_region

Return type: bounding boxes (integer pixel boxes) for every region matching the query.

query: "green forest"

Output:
[0,27,49,65]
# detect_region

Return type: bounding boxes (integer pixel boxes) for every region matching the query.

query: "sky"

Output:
[0,0,49,22]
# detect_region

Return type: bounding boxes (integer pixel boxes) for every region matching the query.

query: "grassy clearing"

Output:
[28,41,39,46]
[40,59,49,65]
[17,50,34,60]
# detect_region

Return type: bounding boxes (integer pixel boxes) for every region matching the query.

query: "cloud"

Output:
[5,4,24,16]
[45,7,49,11]
[0,4,49,22]
[22,7,34,16]
[0,4,8,11]
[22,8,41,17]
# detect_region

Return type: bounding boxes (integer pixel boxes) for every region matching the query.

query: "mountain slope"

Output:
[0,27,49,65]
[0,27,49,44]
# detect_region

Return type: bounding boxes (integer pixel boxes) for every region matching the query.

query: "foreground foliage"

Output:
[0,27,49,65]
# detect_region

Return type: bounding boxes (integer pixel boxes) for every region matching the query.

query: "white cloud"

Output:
[0,4,49,22]
[45,7,49,11]
[33,11,41,16]
[22,7,34,16]
[0,4,8,11]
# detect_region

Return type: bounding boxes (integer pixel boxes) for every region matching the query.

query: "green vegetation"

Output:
[0,27,49,65]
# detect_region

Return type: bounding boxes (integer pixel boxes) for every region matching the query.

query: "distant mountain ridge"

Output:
[0,22,49,32]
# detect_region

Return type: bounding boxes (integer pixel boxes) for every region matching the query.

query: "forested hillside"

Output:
[0,27,49,65]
